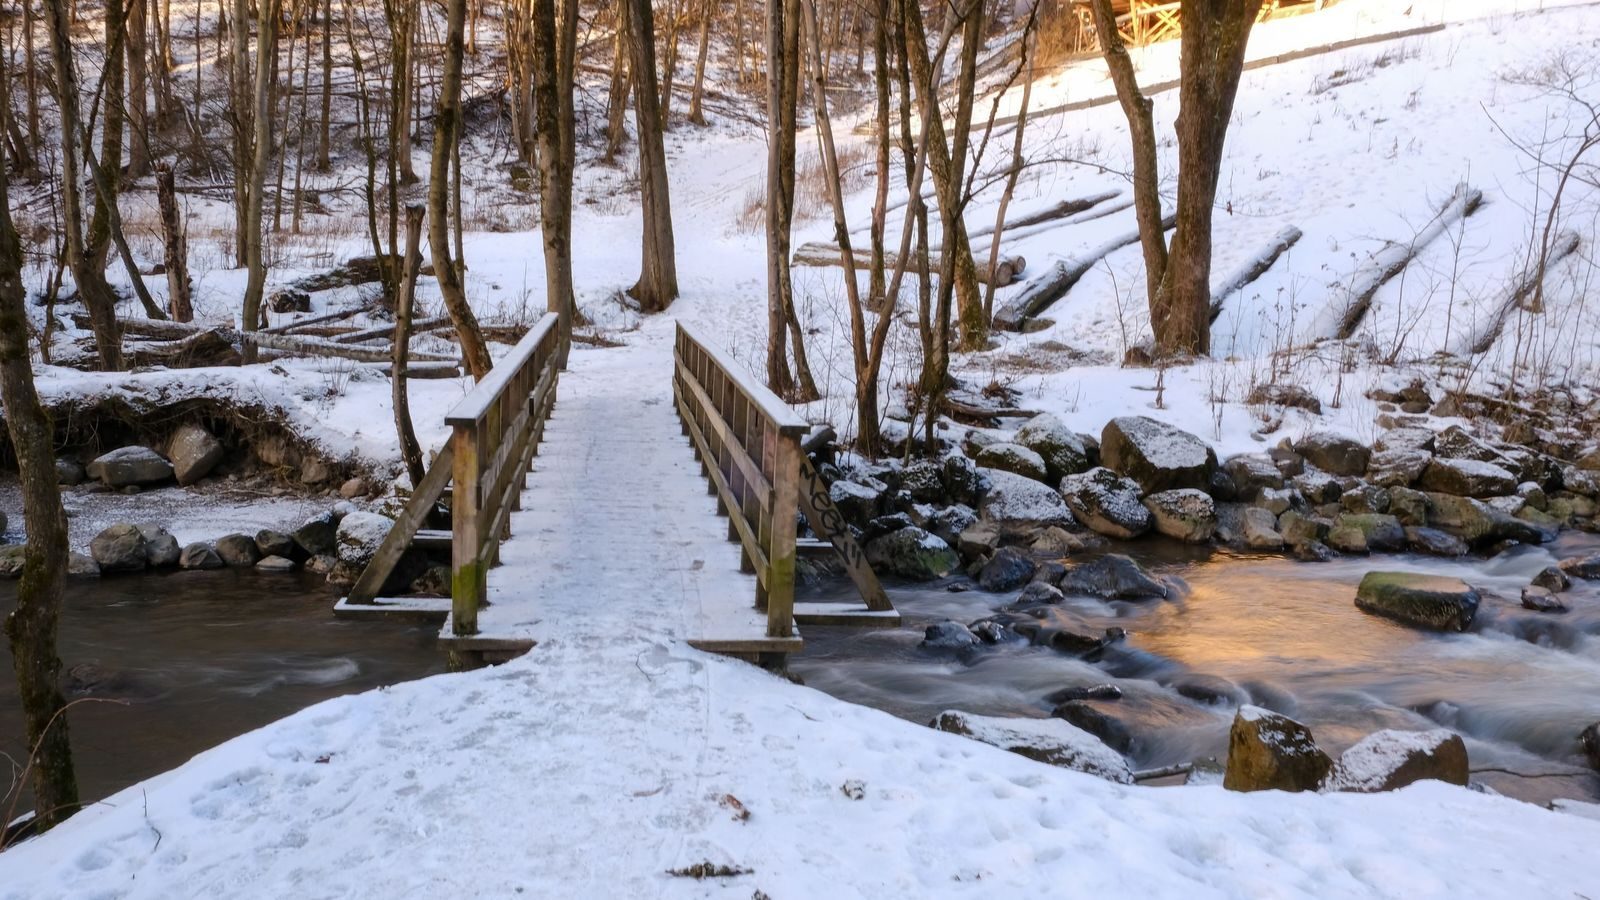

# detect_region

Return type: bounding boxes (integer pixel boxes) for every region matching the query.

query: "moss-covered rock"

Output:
[1355,571,1480,632]
[1223,706,1332,793]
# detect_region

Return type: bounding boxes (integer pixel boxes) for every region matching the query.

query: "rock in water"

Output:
[1582,723,1600,772]
[975,442,1049,483]
[86,447,175,488]
[215,533,262,567]
[336,511,395,568]
[179,543,224,570]
[167,423,225,486]
[976,468,1074,536]
[256,529,299,560]
[1060,467,1151,539]
[1058,554,1168,600]
[1520,586,1567,613]
[1559,553,1600,580]
[1014,414,1095,482]
[922,621,979,649]
[1532,565,1571,593]
[139,525,182,568]
[864,526,959,581]
[1326,729,1469,792]
[1100,416,1217,493]
[293,515,338,557]
[1223,705,1332,792]
[931,710,1133,784]
[977,547,1036,592]
[90,524,149,573]
[256,555,298,572]
[1355,572,1480,632]
[67,553,100,578]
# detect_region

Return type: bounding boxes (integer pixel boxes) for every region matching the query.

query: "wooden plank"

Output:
[675,359,774,505]
[797,455,893,612]
[413,529,452,550]
[451,421,484,636]
[333,596,451,622]
[793,603,903,627]
[676,389,773,584]
[766,436,799,638]
[344,443,456,604]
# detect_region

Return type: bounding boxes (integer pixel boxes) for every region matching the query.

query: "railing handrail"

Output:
[446,312,560,426]
[676,321,809,435]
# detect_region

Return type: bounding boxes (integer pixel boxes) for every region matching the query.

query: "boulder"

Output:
[0,545,22,578]
[1058,554,1168,600]
[1325,729,1470,792]
[864,513,915,541]
[1060,468,1150,540]
[90,524,148,573]
[830,480,883,526]
[1293,468,1342,505]
[167,423,225,486]
[255,529,299,560]
[956,522,1001,560]
[1044,684,1124,704]
[1375,426,1436,454]
[1332,513,1405,552]
[215,533,262,567]
[1520,586,1567,613]
[923,504,978,549]
[1013,414,1094,482]
[977,547,1036,592]
[1517,482,1548,511]
[268,288,312,313]
[55,459,86,486]
[1418,458,1519,498]
[1223,706,1332,792]
[1355,572,1480,632]
[1532,565,1571,593]
[293,515,338,556]
[86,447,174,488]
[1167,674,1248,707]
[865,526,959,581]
[1339,484,1390,515]
[1404,526,1468,557]
[1433,424,1508,465]
[1028,527,1087,557]
[336,511,394,568]
[1558,553,1600,580]
[256,555,298,572]
[339,477,368,500]
[930,711,1132,783]
[899,461,945,503]
[1100,416,1217,493]
[1141,489,1217,543]
[1278,510,1331,549]
[1015,582,1065,606]
[178,543,224,570]
[1295,432,1371,477]
[1253,487,1296,516]
[1050,701,1133,754]
[1425,493,1546,547]
[975,442,1049,483]
[1223,454,1285,498]
[977,468,1074,536]
[62,552,97,577]
[138,525,181,568]
[1387,487,1428,526]
[922,620,979,649]
[1247,383,1322,414]
[1367,449,1431,487]
[1217,504,1284,551]
[1583,723,1600,772]
[942,456,984,506]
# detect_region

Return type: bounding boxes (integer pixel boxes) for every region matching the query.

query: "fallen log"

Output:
[1210,225,1305,322]
[1464,231,1582,355]
[333,316,451,344]
[262,305,364,334]
[993,212,1177,330]
[112,317,458,364]
[969,189,1122,239]
[126,330,241,368]
[1311,183,1484,340]
[792,241,1027,288]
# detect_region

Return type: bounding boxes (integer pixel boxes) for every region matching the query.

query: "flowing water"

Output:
[794,533,1600,805]
[0,570,446,815]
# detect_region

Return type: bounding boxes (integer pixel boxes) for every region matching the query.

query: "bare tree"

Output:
[763,0,818,399]
[1088,0,1263,356]
[394,205,428,488]
[625,0,679,310]
[0,151,80,832]
[532,0,579,362]
[240,0,283,361]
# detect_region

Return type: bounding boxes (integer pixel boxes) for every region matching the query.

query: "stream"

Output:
[0,570,445,815]
[793,532,1600,805]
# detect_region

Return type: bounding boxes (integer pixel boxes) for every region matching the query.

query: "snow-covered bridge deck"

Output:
[435,325,803,661]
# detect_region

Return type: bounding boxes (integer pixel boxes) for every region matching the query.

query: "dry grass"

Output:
[733,141,875,235]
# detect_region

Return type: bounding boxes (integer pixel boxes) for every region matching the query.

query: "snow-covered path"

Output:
[6,320,1600,898]
[442,326,773,650]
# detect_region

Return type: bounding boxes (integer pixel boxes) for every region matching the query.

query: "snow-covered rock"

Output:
[1326,729,1469,793]
[1142,488,1217,543]
[1418,457,1519,498]
[931,710,1132,784]
[975,442,1049,482]
[87,446,174,488]
[167,423,225,486]
[335,512,395,567]
[1013,413,1094,482]
[1224,705,1332,793]
[1060,467,1151,540]
[864,526,958,581]
[1100,416,1217,493]
[1294,432,1370,478]
[976,468,1073,535]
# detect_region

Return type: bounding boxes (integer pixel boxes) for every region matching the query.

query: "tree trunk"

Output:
[686,0,713,126]
[0,155,80,833]
[87,0,128,275]
[43,0,122,370]
[983,15,1035,322]
[393,205,427,489]
[156,164,193,322]
[532,0,577,363]
[126,0,151,177]
[763,0,816,400]
[230,0,252,266]
[625,0,679,311]
[603,0,630,162]
[318,0,332,169]
[240,0,281,359]
[1087,0,1167,314]
[429,0,493,380]
[867,0,889,308]
[658,0,681,127]
[1159,0,1262,356]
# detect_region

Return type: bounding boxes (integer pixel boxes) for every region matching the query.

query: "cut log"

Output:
[793,241,1026,288]
[1210,225,1304,322]
[262,305,363,334]
[969,189,1122,239]
[1464,231,1581,355]
[993,212,1177,330]
[111,317,458,364]
[1311,184,1484,341]
[334,316,451,344]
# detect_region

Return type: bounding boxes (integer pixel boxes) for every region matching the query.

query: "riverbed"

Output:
[793,533,1600,805]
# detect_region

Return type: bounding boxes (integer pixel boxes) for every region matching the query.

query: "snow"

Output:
[933,709,1135,784]
[1326,729,1459,793]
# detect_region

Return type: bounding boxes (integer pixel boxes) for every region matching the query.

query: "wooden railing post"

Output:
[767,434,799,638]
[452,421,483,635]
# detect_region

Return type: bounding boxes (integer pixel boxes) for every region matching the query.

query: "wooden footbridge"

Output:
[336,314,896,666]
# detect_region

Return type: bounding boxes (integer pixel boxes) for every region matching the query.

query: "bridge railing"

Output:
[446,312,562,635]
[672,322,809,639]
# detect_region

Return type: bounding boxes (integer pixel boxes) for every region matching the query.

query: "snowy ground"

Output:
[7,0,1600,892]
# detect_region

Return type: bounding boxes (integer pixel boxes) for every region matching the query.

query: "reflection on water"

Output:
[794,532,1600,805]
[0,569,446,813]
